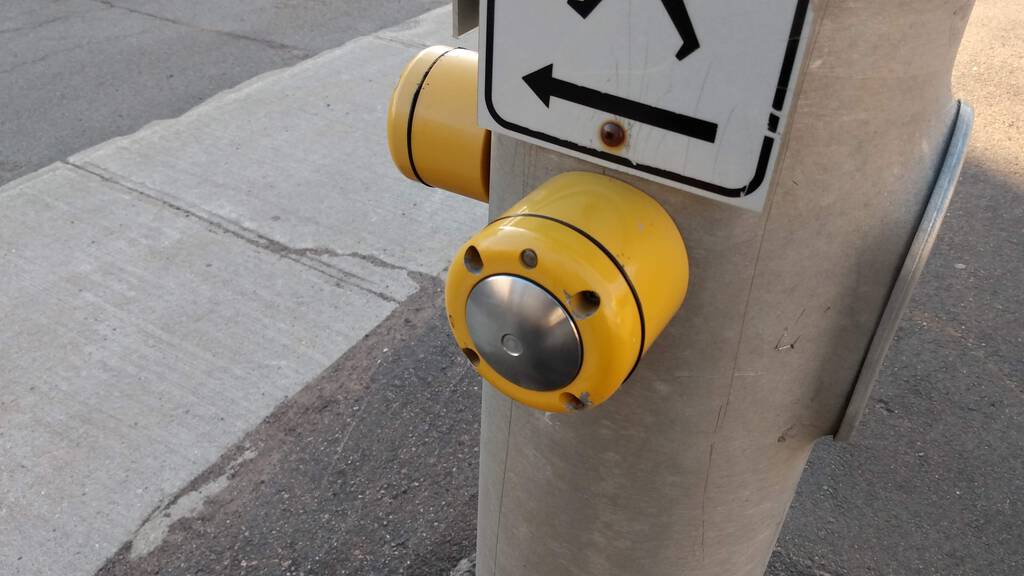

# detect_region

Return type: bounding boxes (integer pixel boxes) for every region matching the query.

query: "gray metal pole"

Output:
[475,1,975,574]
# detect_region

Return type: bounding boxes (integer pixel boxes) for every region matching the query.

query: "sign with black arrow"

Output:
[480,0,813,210]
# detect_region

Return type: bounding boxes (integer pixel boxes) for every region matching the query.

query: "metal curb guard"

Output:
[836,101,975,441]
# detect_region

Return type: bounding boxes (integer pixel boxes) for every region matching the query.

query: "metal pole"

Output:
[475,1,974,574]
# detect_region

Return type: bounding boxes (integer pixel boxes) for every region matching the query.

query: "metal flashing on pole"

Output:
[835,101,975,442]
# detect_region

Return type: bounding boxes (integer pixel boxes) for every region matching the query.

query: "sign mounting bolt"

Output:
[600,121,626,148]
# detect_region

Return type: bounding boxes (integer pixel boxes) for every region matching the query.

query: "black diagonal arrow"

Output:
[523,64,718,143]
[660,0,700,60]
[568,0,700,61]
[567,0,603,19]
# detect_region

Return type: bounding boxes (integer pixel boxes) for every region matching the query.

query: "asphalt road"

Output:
[5,1,1022,575]
[0,0,446,186]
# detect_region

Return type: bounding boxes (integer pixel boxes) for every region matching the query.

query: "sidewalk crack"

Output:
[90,0,314,59]
[0,28,154,77]
[64,161,402,304]
[0,11,97,36]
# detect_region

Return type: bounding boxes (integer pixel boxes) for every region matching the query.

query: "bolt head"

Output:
[600,121,626,147]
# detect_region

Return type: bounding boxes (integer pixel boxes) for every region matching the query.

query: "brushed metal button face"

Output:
[466,275,582,391]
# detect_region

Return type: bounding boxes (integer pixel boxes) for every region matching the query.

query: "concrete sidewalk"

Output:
[0,0,448,186]
[0,7,482,575]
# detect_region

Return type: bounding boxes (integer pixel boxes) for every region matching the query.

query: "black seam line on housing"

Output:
[483,0,809,198]
[489,213,647,382]
[406,47,459,187]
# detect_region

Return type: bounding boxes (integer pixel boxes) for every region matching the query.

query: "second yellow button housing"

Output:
[387,46,489,202]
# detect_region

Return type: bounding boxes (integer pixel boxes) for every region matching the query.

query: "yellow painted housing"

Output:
[387,46,490,202]
[446,172,689,412]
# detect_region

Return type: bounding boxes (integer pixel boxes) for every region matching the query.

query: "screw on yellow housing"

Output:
[446,172,688,412]
[387,46,490,202]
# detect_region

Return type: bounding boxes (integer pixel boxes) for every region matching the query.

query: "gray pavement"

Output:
[1,3,1021,576]
[1,7,482,575]
[0,0,446,186]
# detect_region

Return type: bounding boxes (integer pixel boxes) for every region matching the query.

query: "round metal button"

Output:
[465,275,582,391]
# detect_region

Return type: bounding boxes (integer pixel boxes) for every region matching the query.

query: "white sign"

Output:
[479,0,812,210]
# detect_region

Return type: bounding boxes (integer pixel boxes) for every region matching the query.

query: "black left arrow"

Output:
[524,64,718,143]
